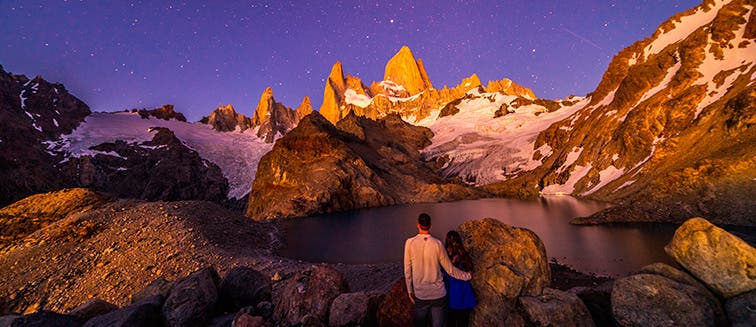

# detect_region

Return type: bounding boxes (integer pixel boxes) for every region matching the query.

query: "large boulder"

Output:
[83,296,162,327]
[665,217,756,298]
[162,267,220,327]
[725,289,756,327]
[273,265,348,326]
[519,288,595,327]
[328,291,383,327]
[376,279,412,327]
[611,263,728,327]
[458,218,550,326]
[218,266,271,313]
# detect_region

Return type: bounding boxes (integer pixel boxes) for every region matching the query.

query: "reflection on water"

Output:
[280,197,680,276]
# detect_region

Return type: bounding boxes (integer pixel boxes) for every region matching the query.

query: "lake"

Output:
[279,197,681,276]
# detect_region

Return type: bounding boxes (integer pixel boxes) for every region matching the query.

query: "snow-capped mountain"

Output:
[427,0,756,225]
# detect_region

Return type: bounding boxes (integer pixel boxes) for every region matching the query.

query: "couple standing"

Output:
[403,213,476,327]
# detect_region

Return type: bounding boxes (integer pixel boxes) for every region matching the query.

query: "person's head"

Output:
[445,230,463,251]
[417,213,431,232]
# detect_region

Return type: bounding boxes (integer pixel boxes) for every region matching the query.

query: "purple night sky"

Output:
[1,1,701,121]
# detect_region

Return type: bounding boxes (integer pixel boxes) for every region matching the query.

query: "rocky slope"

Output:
[245,112,483,220]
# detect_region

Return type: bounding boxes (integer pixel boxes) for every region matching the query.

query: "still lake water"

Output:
[280,197,681,276]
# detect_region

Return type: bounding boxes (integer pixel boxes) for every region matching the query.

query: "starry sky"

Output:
[1,0,701,122]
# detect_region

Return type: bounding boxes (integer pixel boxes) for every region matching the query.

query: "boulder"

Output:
[162,267,220,327]
[519,288,595,327]
[255,301,273,320]
[83,296,162,327]
[131,277,173,304]
[219,267,271,313]
[725,289,756,327]
[665,217,756,298]
[376,279,412,327]
[273,265,347,326]
[458,218,550,326]
[612,272,727,327]
[5,311,80,327]
[328,291,383,327]
[67,299,118,323]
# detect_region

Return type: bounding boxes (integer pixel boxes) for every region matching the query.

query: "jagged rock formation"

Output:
[245,112,483,220]
[59,127,229,203]
[201,87,309,143]
[317,46,536,125]
[472,0,756,226]
[295,96,313,121]
[131,104,187,122]
[199,104,253,132]
[383,45,434,95]
[0,67,91,207]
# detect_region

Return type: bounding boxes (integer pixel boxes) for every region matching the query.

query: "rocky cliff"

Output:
[58,127,229,203]
[526,0,756,226]
[0,67,90,207]
[245,112,482,220]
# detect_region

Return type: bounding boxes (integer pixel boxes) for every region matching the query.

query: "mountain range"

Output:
[0,0,753,226]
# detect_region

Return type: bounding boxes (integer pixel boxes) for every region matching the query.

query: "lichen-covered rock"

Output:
[218,267,271,313]
[458,218,550,327]
[376,279,412,327]
[611,272,727,327]
[273,265,347,326]
[665,217,756,298]
[519,288,595,327]
[162,267,220,327]
[725,289,756,327]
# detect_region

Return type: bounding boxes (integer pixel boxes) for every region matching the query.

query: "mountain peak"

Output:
[384,46,432,95]
[296,95,313,120]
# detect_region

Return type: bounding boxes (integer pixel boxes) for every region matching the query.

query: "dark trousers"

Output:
[412,295,447,327]
[447,308,471,327]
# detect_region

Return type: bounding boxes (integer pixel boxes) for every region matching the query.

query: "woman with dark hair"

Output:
[444,230,476,327]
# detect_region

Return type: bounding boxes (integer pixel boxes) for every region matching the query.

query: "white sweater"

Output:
[403,233,472,300]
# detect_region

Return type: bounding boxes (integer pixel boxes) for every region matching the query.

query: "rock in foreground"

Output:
[665,217,756,298]
[459,218,550,326]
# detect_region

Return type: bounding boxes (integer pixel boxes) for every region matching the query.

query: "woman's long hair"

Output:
[445,230,473,272]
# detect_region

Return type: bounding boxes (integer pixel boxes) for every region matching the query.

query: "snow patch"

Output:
[558,146,583,174]
[582,165,626,195]
[616,180,636,190]
[541,164,593,195]
[635,57,682,106]
[344,89,372,108]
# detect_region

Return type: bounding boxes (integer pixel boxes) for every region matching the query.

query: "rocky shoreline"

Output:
[1,189,753,326]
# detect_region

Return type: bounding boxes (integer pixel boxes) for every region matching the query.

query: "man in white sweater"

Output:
[404,213,472,327]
